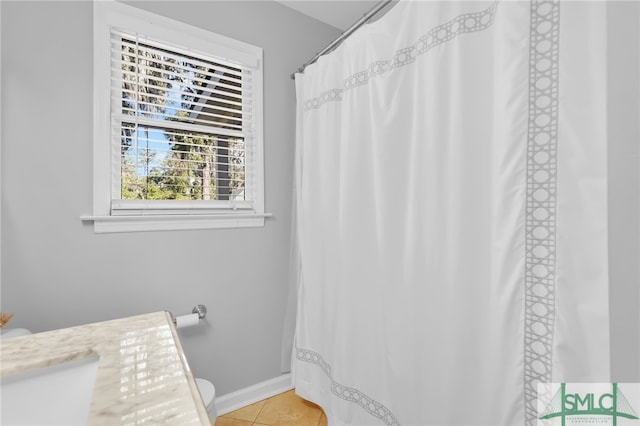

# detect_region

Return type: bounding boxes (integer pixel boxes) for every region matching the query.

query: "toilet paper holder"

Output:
[170,304,207,325]
[191,304,207,320]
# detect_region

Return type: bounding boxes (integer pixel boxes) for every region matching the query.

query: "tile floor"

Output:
[215,389,327,426]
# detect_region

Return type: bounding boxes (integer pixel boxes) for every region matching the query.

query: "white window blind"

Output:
[110,30,258,215]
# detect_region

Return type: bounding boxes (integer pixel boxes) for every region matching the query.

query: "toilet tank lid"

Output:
[0,328,33,339]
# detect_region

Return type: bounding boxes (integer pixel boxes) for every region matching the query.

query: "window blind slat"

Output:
[110,200,255,214]
[124,142,247,157]
[122,146,246,160]
[122,160,246,173]
[118,98,246,123]
[113,116,246,139]
[119,106,245,131]
[121,128,246,145]
[115,81,246,111]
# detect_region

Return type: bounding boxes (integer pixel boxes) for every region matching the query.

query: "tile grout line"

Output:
[252,395,269,426]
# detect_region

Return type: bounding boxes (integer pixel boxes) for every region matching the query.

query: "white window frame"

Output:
[85,0,267,233]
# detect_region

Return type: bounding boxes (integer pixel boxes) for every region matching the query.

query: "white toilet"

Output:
[173,306,217,423]
[195,377,217,423]
[1,327,217,423]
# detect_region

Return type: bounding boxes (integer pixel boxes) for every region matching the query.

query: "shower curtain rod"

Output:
[290,0,393,79]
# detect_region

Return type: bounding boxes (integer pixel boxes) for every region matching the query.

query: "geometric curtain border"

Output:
[303,2,498,111]
[523,1,560,425]
[296,346,400,426]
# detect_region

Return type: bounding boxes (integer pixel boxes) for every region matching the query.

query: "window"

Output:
[87,1,266,233]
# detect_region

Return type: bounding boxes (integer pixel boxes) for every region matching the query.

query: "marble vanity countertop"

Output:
[0,311,211,425]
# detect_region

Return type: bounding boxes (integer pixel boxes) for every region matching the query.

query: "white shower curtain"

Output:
[291,1,610,425]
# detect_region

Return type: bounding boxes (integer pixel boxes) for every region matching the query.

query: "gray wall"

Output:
[0,0,340,396]
[608,1,640,382]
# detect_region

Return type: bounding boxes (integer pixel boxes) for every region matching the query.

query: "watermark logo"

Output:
[538,383,640,425]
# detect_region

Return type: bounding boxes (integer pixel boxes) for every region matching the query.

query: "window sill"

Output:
[81,213,272,233]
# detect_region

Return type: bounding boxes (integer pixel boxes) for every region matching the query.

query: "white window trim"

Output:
[84,0,267,233]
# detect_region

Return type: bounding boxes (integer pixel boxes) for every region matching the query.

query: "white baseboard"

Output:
[215,373,293,416]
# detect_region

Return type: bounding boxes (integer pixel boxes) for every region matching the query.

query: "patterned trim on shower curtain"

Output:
[523,1,560,425]
[296,346,400,426]
[302,2,499,112]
